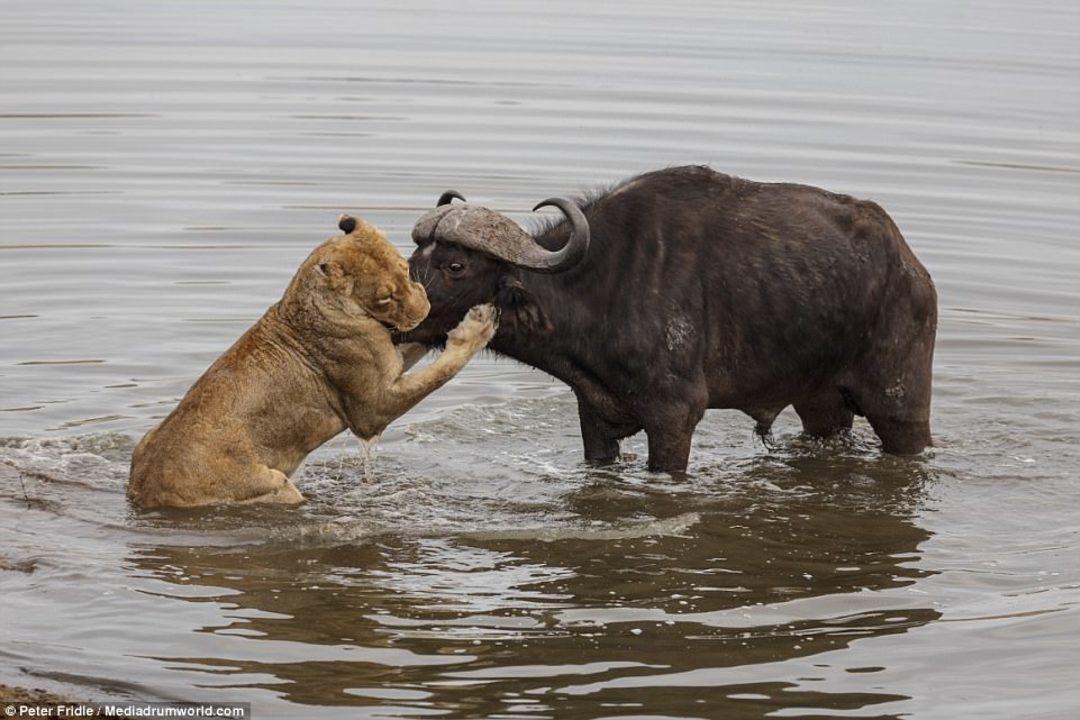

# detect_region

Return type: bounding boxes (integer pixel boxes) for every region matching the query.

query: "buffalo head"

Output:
[403,191,589,345]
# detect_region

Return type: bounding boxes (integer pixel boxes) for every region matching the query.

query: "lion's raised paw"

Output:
[447,303,498,351]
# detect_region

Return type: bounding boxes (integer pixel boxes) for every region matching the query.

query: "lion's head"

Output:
[289,214,430,332]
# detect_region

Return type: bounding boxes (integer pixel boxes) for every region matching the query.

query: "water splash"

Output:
[358,434,380,482]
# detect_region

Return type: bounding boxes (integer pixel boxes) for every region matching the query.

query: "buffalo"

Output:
[403,165,937,472]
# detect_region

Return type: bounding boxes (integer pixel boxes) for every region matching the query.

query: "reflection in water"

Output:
[127,450,937,717]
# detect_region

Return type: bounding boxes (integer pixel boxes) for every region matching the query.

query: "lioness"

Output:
[128,214,496,509]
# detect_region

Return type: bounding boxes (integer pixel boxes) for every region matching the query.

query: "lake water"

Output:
[2,1,1079,718]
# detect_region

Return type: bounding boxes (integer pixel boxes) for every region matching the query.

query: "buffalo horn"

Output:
[411,197,589,273]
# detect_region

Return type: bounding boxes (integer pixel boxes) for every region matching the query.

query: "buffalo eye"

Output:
[446,262,465,275]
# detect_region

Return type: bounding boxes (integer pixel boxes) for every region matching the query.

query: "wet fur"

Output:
[128,218,496,508]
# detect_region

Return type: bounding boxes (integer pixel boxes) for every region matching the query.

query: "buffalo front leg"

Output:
[643,400,706,473]
[794,391,854,439]
[574,391,635,465]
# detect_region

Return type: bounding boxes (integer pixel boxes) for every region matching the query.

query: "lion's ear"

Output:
[313,261,350,291]
[496,275,551,333]
[337,214,358,234]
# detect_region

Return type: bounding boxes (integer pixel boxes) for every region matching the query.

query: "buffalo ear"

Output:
[496,275,552,333]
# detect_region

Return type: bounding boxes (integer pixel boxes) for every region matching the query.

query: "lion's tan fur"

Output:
[128,217,495,509]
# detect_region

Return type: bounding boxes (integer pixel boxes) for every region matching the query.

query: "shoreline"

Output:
[0,684,74,704]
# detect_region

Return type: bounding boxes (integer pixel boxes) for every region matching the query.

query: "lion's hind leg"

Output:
[233,465,305,505]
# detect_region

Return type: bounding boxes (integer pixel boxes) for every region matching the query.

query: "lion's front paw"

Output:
[447,303,498,353]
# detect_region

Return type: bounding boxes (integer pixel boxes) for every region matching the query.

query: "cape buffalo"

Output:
[403,165,937,472]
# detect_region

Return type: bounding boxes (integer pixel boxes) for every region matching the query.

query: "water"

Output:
[2,1,1079,717]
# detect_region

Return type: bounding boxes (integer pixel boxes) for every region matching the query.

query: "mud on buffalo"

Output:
[402,165,937,472]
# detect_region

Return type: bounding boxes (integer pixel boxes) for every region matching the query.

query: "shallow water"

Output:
[2,1,1079,717]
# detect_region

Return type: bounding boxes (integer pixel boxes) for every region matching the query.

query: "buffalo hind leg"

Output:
[794,392,854,439]
[851,331,934,455]
[867,414,930,455]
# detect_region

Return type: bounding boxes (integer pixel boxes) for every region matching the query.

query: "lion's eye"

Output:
[376,296,393,306]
